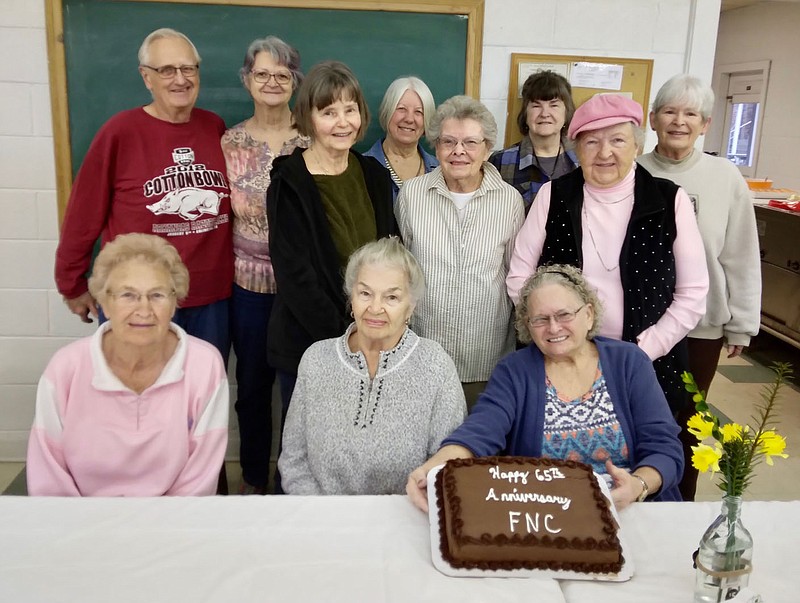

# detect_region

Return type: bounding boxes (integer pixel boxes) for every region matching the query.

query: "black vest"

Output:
[539,167,689,415]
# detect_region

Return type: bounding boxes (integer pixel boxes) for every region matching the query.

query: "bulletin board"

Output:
[503,53,653,148]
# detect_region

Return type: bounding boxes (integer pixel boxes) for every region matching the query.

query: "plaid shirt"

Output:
[488,136,578,210]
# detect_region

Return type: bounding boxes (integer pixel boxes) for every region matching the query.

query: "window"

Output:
[712,63,770,178]
[725,100,760,167]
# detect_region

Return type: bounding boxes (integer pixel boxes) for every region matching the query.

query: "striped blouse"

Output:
[396,163,524,382]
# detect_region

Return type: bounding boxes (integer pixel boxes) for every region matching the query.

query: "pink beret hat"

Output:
[567,94,643,140]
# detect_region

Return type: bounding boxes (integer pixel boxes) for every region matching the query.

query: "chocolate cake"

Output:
[435,456,623,573]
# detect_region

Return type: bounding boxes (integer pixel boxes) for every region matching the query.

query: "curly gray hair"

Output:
[426,95,497,150]
[343,237,426,309]
[515,264,604,344]
[238,36,303,91]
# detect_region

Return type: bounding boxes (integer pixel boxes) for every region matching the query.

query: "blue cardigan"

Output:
[442,336,684,501]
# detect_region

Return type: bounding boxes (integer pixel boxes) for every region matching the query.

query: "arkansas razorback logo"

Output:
[146,187,226,221]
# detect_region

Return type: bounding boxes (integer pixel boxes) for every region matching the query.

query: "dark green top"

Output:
[314,158,377,268]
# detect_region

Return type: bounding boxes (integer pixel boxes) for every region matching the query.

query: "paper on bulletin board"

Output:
[517,62,570,96]
[570,62,623,90]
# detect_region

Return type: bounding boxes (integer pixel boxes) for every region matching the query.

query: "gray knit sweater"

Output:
[638,149,761,345]
[278,325,467,495]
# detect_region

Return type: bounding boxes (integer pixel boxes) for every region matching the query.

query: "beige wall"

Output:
[708,1,800,190]
[0,0,720,459]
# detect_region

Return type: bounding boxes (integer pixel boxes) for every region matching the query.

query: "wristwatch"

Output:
[633,474,649,502]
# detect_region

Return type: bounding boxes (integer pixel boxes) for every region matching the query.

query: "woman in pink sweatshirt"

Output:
[27,233,228,496]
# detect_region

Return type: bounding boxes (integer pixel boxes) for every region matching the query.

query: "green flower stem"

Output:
[682,362,793,498]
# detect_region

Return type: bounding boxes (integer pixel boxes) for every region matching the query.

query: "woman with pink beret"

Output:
[506,94,708,432]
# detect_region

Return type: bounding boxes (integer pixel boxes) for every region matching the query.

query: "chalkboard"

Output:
[45,0,485,220]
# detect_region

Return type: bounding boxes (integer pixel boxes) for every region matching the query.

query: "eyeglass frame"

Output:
[435,136,486,152]
[527,304,587,328]
[249,69,293,85]
[141,64,199,79]
[107,288,176,307]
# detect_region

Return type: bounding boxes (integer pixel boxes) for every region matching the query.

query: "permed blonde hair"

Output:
[88,233,189,305]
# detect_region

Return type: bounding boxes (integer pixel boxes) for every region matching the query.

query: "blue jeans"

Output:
[231,284,277,489]
[98,298,230,365]
[172,299,231,366]
[272,369,297,495]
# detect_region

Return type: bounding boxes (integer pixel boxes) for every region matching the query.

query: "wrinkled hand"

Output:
[405,445,475,513]
[727,344,745,358]
[605,459,640,511]
[65,292,98,324]
[406,467,430,513]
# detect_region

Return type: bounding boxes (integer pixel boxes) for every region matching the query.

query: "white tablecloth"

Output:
[0,496,796,602]
[562,500,797,602]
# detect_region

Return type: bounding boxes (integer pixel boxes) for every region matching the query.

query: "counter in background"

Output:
[755,204,800,349]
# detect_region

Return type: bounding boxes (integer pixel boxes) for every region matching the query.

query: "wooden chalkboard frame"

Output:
[503,53,653,148]
[45,0,485,222]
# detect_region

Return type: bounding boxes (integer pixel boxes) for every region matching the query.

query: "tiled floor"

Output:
[3,334,799,500]
[693,335,800,502]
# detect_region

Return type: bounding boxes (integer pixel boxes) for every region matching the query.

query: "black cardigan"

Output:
[265,148,397,374]
[538,166,689,415]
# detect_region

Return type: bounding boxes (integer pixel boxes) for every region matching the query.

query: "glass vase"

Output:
[693,495,753,603]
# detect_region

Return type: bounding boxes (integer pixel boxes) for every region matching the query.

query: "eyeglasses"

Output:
[109,289,175,308]
[142,64,199,79]
[436,136,485,151]
[528,304,586,328]
[250,70,292,85]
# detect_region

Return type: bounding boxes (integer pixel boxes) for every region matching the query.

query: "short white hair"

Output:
[138,28,201,66]
[652,74,714,121]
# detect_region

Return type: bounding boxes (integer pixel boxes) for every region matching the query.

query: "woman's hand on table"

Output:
[406,445,474,513]
[406,466,430,512]
[606,460,662,510]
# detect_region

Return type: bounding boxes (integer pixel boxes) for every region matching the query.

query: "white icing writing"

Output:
[535,467,565,481]
[508,511,561,534]
[489,465,530,485]
[485,487,572,510]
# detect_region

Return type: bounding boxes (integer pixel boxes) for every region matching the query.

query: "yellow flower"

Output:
[720,423,746,443]
[691,443,722,473]
[687,413,714,440]
[759,431,789,466]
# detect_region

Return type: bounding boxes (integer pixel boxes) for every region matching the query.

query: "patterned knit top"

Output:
[540,362,630,474]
